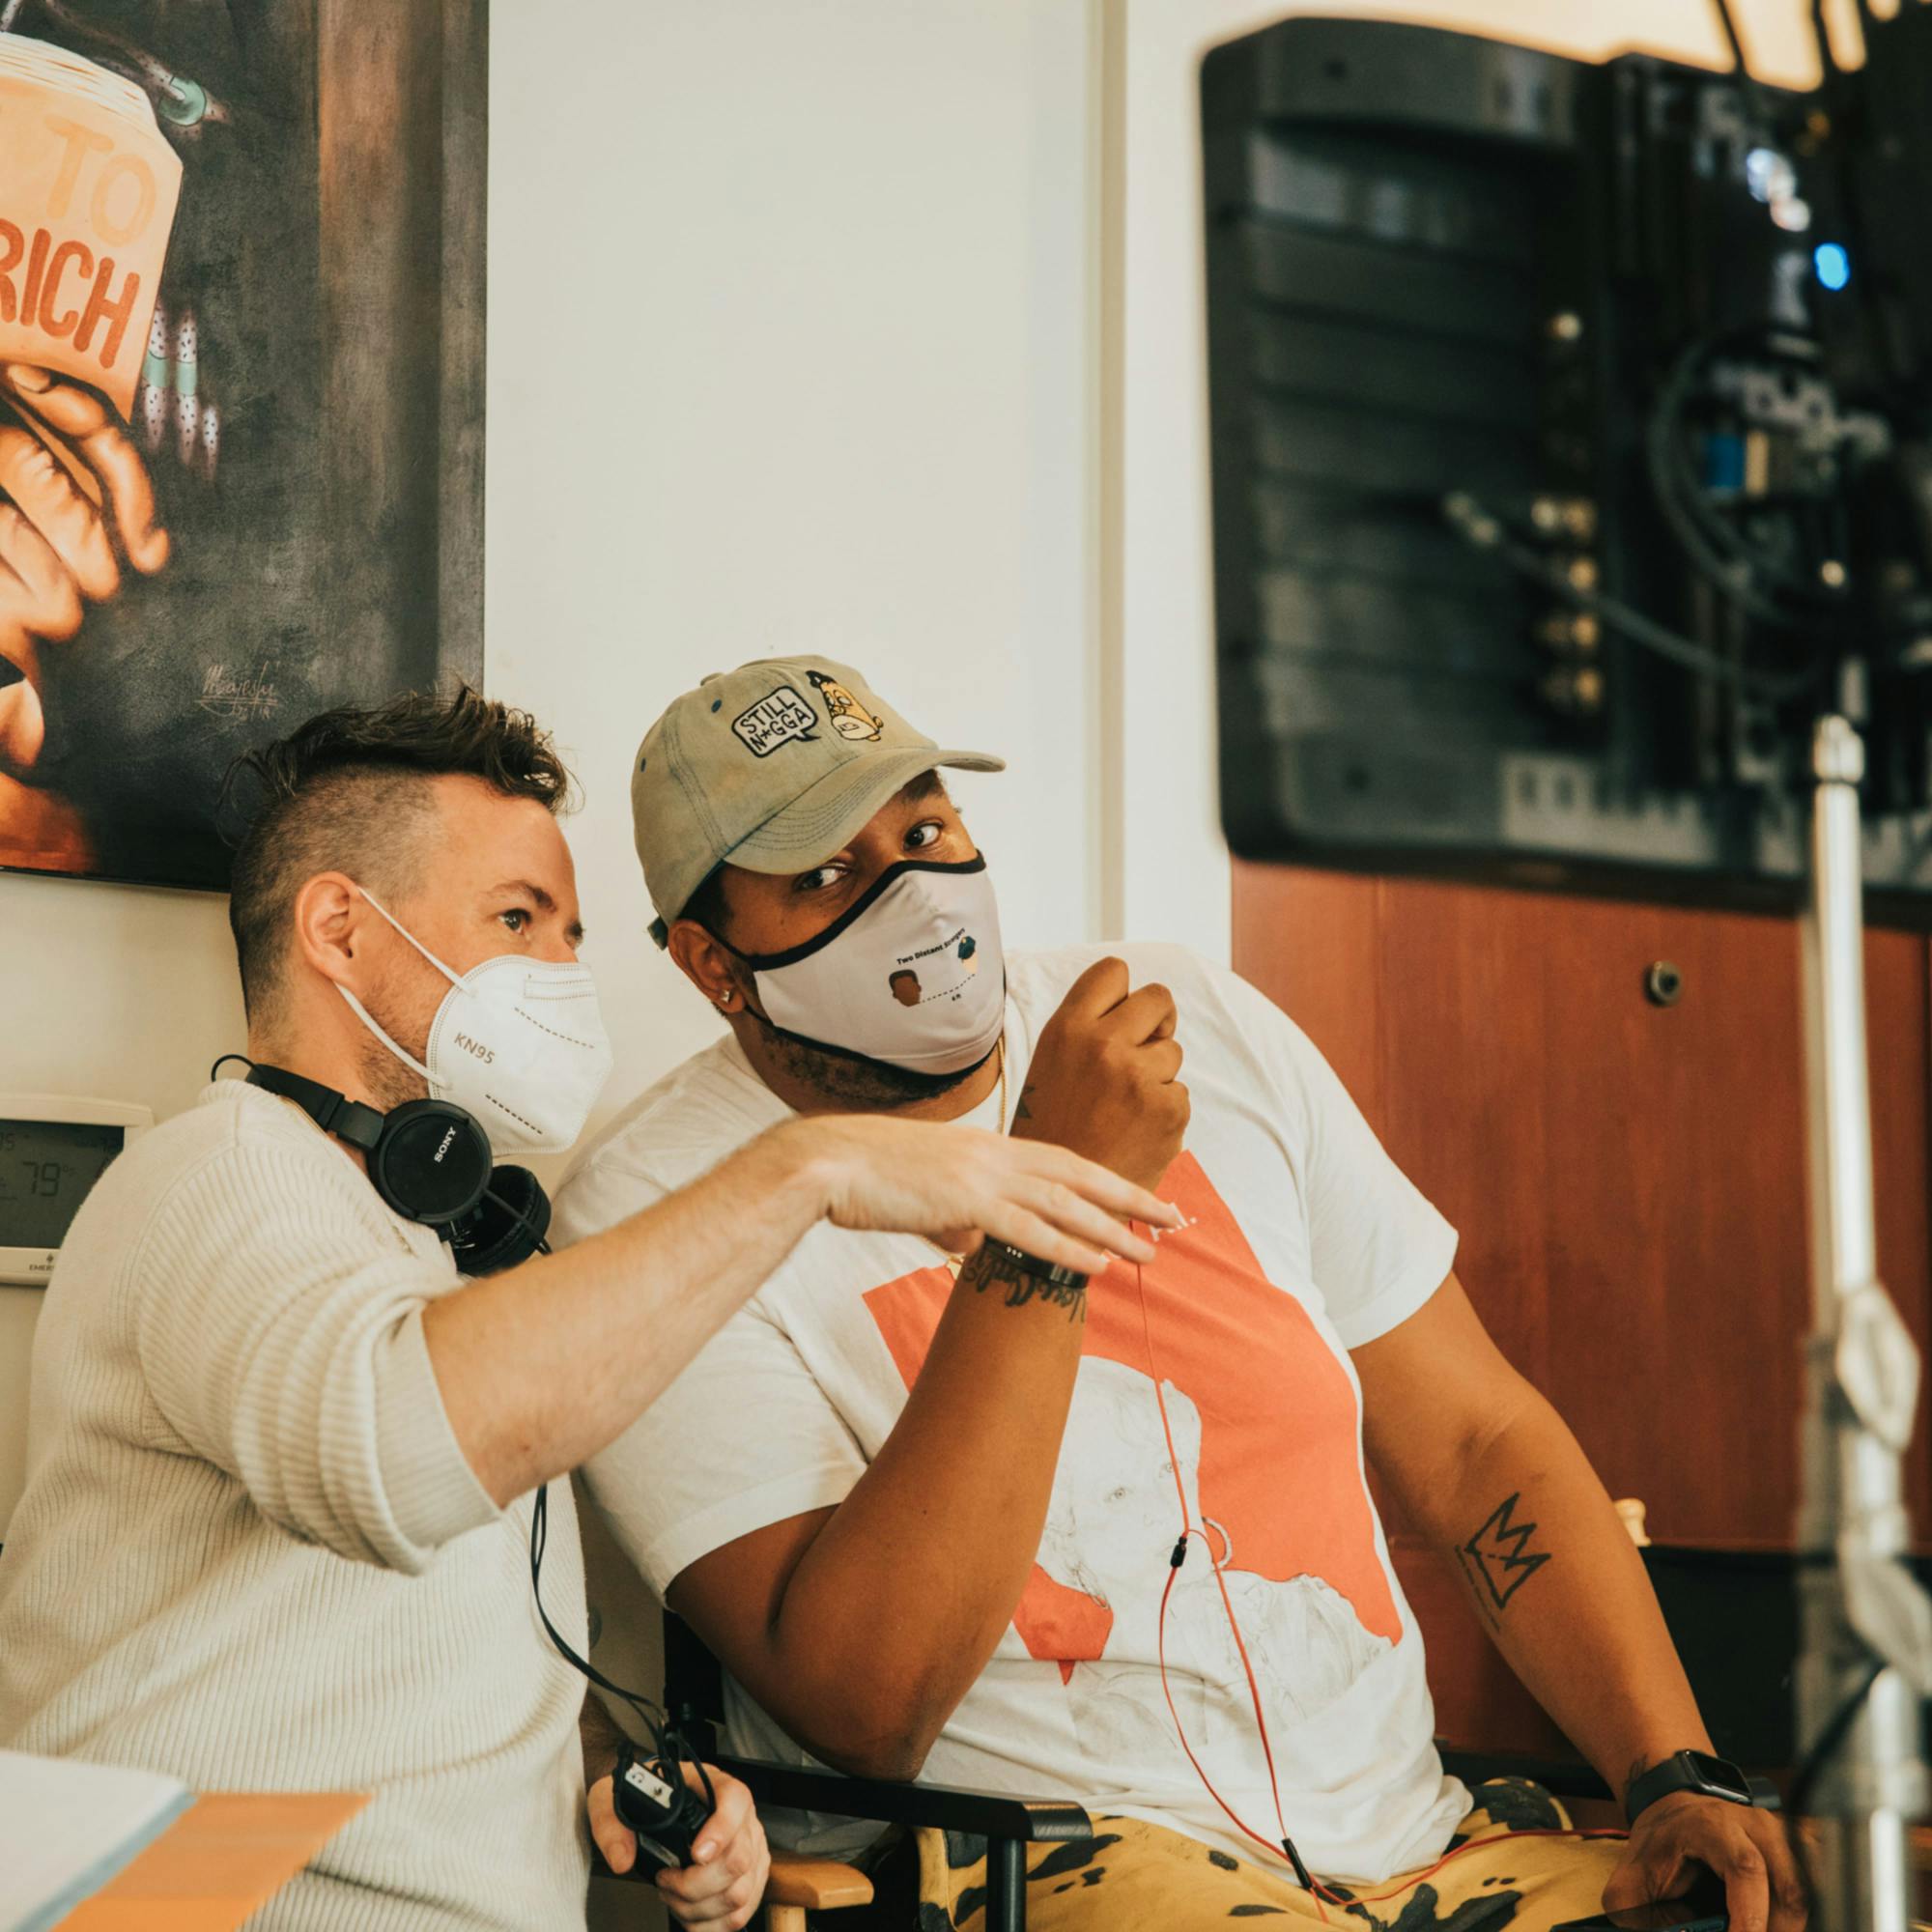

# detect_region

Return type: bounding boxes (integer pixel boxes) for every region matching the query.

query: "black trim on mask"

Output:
[734,853,987,973]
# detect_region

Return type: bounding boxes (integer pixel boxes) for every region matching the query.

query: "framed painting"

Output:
[0,0,485,890]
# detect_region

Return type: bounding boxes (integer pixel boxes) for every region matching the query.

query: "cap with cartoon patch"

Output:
[633,657,1005,944]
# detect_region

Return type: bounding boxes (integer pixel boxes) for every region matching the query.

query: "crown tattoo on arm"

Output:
[1455,1492,1553,1618]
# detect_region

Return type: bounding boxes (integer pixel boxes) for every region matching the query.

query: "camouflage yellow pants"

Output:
[924,1780,1625,1932]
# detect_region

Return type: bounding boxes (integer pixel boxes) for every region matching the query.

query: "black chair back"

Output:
[655,1607,1090,1932]
[663,1607,724,1760]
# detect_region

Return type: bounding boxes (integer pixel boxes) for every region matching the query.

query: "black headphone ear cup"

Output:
[450,1165,553,1276]
[367,1100,494,1226]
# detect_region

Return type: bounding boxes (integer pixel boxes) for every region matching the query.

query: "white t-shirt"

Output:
[554,944,1467,1883]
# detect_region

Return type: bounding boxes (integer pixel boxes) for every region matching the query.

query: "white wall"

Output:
[480,14,1104,1916]
[487,1,1107,1160]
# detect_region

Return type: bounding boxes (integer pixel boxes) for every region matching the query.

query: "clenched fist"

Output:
[1010,956,1189,1195]
[587,1761,771,1930]
[0,362,170,773]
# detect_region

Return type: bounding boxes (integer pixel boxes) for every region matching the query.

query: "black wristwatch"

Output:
[1625,1749,1755,1825]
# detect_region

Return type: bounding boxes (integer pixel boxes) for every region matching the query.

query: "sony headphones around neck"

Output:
[220,1059,552,1275]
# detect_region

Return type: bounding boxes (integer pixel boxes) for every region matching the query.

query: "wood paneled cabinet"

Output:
[1231,862,1932,1756]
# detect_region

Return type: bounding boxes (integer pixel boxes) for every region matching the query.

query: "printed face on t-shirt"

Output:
[864,1152,1404,1725]
[1038,1357,1199,1595]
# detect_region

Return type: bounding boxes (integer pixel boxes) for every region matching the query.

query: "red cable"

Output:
[1133,1253,1348,1915]
[1131,1249,1628,1914]
[1345,1828,1628,1905]
[1155,1554,1334,1914]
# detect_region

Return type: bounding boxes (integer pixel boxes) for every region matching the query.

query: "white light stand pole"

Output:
[1796,712,1932,1932]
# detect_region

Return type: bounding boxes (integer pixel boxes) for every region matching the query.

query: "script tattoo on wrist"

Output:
[964,1243,1087,1323]
[1013,1083,1037,1123]
[1453,1491,1552,1628]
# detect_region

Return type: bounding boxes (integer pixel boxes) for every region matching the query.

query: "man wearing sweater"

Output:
[0,688,1171,1932]
[555,659,1807,1932]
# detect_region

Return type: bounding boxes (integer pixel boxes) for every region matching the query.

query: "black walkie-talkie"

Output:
[611,1739,714,1870]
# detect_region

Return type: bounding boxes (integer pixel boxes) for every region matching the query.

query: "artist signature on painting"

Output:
[197,664,280,722]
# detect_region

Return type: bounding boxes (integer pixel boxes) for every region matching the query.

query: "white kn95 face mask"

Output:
[336,886,614,1156]
[738,855,1006,1075]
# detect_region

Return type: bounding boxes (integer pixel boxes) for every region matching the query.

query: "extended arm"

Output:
[429,1113,1168,1508]
[137,1108,1167,1573]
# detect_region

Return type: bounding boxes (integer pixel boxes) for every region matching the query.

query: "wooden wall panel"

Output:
[1231,861,1932,1748]
[1515,892,1811,1546]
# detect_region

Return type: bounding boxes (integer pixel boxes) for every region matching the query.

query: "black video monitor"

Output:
[1201,14,1932,921]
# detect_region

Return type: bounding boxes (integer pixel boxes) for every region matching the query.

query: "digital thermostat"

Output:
[0,1096,152,1287]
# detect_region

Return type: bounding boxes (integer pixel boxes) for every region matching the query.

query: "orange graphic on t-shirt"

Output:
[862,1152,1402,1673]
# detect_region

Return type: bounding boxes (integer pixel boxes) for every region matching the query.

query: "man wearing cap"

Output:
[554,660,1804,1932]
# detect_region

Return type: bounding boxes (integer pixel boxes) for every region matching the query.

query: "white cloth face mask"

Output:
[741,856,1007,1075]
[335,886,614,1156]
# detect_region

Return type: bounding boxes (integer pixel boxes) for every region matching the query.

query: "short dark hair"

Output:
[223,686,573,1023]
[679,862,732,943]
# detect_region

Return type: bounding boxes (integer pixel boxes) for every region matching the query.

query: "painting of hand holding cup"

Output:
[0,33,180,867]
[0,0,484,890]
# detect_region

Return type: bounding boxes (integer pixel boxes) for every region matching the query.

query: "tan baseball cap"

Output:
[633,656,1005,944]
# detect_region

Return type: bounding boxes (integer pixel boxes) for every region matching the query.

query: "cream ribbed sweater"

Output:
[0,1081,591,1930]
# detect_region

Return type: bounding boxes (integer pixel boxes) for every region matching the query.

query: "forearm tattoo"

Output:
[1454,1492,1552,1628]
[963,1242,1088,1323]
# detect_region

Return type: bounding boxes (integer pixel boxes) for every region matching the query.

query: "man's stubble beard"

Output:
[352,971,437,1113]
[739,1002,987,1110]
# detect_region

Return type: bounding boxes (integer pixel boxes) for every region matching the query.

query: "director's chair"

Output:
[605,1612,1631,1932]
[596,1523,1809,1927]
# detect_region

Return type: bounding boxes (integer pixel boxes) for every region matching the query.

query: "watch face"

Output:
[1686,1750,1753,1803]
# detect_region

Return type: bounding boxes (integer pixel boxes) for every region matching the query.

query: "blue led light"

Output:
[1815,242,1851,292]
[1703,432,1747,493]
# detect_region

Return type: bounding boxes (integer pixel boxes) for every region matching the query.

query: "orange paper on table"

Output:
[0,34,181,418]
[62,1791,369,1932]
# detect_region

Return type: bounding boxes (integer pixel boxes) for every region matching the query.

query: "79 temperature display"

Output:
[0,1120,128,1255]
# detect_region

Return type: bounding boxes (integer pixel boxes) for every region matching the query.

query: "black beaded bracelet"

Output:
[987,1239,1091,1291]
